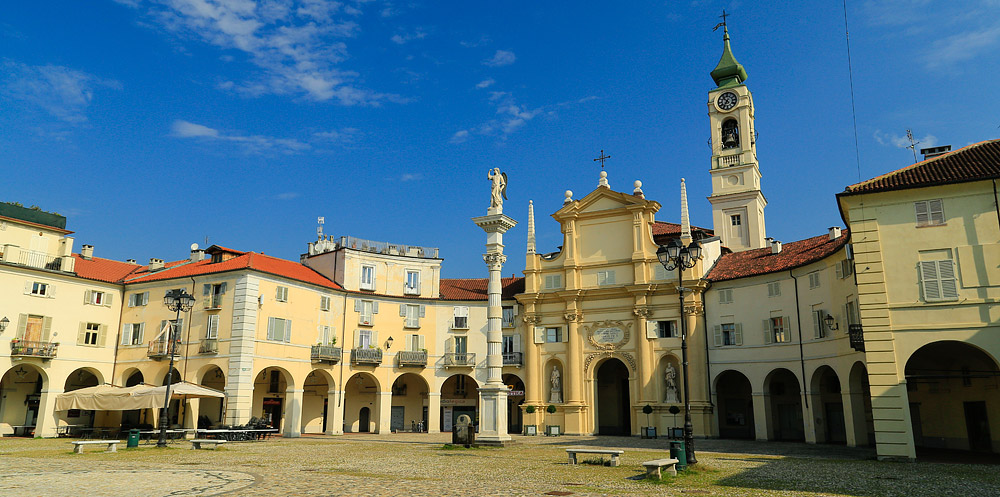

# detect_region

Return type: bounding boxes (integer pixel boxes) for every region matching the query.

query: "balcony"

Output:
[147,339,180,360]
[205,295,223,310]
[444,352,476,368]
[19,250,63,271]
[503,352,523,366]
[848,324,865,352]
[199,339,219,354]
[311,345,343,364]
[351,347,382,366]
[10,340,58,359]
[397,350,428,367]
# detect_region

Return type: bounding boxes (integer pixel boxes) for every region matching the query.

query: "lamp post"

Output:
[656,238,703,465]
[0,316,9,333]
[157,289,195,448]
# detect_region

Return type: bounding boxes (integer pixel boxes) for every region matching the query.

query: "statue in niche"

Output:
[549,366,562,404]
[488,168,507,211]
[664,362,679,403]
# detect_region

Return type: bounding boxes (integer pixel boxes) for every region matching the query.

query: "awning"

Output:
[133,382,226,402]
[54,382,225,411]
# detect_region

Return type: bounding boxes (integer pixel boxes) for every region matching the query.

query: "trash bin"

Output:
[127,429,140,448]
[669,440,687,471]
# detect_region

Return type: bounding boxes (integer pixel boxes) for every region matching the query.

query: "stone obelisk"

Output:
[472,168,517,445]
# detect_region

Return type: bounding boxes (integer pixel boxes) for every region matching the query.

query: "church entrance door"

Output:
[596,359,631,435]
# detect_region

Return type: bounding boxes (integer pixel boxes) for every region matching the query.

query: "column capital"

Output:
[633,306,652,318]
[522,314,542,325]
[564,311,583,322]
[483,252,507,268]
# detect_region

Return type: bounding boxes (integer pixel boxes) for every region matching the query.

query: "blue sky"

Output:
[3,1,999,278]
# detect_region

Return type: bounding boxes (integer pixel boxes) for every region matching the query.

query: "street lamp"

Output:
[656,237,703,465]
[157,289,195,448]
[0,316,9,333]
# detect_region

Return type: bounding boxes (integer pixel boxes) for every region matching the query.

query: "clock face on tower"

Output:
[717,91,738,111]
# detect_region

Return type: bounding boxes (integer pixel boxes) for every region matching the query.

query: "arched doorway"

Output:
[344,372,380,433]
[160,367,182,428]
[199,366,226,428]
[810,366,846,444]
[121,369,146,427]
[391,373,429,432]
[503,373,525,434]
[254,367,292,431]
[0,365,46,436]
[302,369,334,434]
[765,368,804,441]
[62,368,101,430]
[848,362,874,446]
[441,374,478,432]
[715,370,754,439]
[905,341,1000,453]
[595,358,631,435]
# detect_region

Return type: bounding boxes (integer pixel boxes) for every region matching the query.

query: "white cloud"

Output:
[2,60,120,123]
[119,0,397,105]
[171,119,311,154]
[483,50,516,67]
[398,173,422,182]
[449,130,469,144]
[924,23,1000,68]
[311,127,361,144]
[873,129,938,150]
[276,192,300,200]
[451,92,598,144]
[171,119,219,138]
[391,30,426,45]
[475,78,495,89]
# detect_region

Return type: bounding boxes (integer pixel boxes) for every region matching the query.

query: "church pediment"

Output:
[555,187,659,220]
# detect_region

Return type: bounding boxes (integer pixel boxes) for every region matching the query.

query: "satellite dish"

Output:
[190,243,199,251]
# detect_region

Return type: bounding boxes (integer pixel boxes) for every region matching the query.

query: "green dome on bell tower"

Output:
[710,27,748,88]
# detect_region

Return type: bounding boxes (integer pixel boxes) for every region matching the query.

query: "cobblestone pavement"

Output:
[1,434,994,497]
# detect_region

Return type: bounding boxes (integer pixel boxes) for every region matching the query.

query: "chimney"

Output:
[126,259,137,265]
[829,226,842,240]
[190,248,205,262]
[920,145,951,160]
[149,258,164,271]
[80,244,94,260]
[771,240,782,254]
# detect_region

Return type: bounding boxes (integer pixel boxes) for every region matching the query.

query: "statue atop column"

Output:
[488,168,507,213]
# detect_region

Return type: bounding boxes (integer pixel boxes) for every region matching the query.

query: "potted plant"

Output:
[524,405,537,435]
[545,404,560,436]
[642,404,656,439]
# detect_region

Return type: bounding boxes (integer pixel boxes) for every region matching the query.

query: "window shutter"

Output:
[267,317,275,340]
[939,260,958,299]
[915,201,929,225]
[513,333,521,352]
[929,199,944,224]
[713,325,722,347]
[533,326,545,344]
[138,323,145,342]
[220,282,227,294]
[208,315,219,339]
[353,329,360,347]
[418,334,426,350]
[24,281,32,295]
[98,324,107,346]
[142,292,149,305]
[419,305,426,318]
[354,299,362,312]
[812,310,821,339]
[646,321,658,339]
[835,262,843,279]
[371,330,379,347]
[561,326,568,343]
[77,322,87,345]
[734,323,743,345]
[919,261,940,300]
[84,290,92,305]
[284,319,292,343]
[121,324,131,345]
[41,317,53,342]
[399,304,407,317]
[446,337,455,354]
[105,293,113,307]
[373,301,379,314]
[762,319,772,344]
[48,285,56,298]
[783,316,792,342]
[203,284,211,296]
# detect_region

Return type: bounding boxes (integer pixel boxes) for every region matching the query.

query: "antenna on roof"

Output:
[204,236,209,246]
[905,129,920,163]
[317,216,325,239]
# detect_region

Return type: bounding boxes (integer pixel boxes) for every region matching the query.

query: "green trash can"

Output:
[669,440,687,471]
[127,429,140,448]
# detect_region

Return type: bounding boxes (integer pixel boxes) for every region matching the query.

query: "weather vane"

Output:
[713,9,728,31]
[594,150,611,169]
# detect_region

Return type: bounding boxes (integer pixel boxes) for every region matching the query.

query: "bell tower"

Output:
[706,25,767,252]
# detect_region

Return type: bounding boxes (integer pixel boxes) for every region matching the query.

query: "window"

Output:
[502,335,516,354]
[597,270,615,286]
[82,323,100,346]
[206,315,219,339]
[269,370,281,393]
[85,290,110,306]
[657,320,677,338]
[767,282,781,297]
[544,274,562,290]
[407,333,422,351]
[128,292,149,307]
[730,214,743,240]
[157,318,184,342]
[266,317,291,342]
[502,306,516,328]
[812,308,827,339]
[318,325,333,344]
[121,323,145,346]
[914,199,945,227]
[764,316,791,344]
[405,270,420,295]
[30,281,49,297]
[718,288,733,304]
[360,265,375,291]
[320,295,331,312]
[835,259,854,279]
[713,323,743,346]
[454,336,468,354]
[201,283,226,309]
[545,327,562,343]
[403,304,421,328]
[808,272,821,289]
[919,259,958,302]
[275,286,288,302]
[357,329,372,348]
[356,299,377,325]
[845,300,860,326]
[453,306,469,329]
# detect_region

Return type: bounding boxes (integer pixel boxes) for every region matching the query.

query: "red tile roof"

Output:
[122,252,342,289]
[651,221,714,245]
[439,277,525,300]
[73,255,144,283]
[843,139,1000,195]
[705,231,848,282]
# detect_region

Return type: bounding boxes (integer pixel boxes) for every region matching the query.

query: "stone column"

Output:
[634,306,655,403]
[377,391,393,434]
[751,391,769,441]
[427,392,441,433]
[283,388,303,438]
[841,389,859,447]
[326,389,343,435]
[35,387,63,438]
[565,310,583,404]
[802,391,817,444]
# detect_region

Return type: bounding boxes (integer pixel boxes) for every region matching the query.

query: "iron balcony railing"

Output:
[10,340,58,359]
[503,352,523,366]
[147,339,180,359]
[397,350,428,367]
[848,324,865,352]
[311,345,343,364]
[18,250,63,270]
[351,347,382,365]
[444,352,476,367]
[199,338,219,354]
[205,294,223,309]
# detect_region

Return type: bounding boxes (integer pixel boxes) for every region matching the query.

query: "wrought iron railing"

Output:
[147,339,180,359]
[848,324,865,352]
[10,340,58,358]
[397,350,428,367]
[199,339,219,354]
[351,347,382,365]
[503,352,523,366]
[444,352,476,367]
[311,345,343,364]
[18,250,62,270]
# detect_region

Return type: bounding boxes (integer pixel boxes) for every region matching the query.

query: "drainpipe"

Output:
[789,270,808,408]
[993,179,1000,232]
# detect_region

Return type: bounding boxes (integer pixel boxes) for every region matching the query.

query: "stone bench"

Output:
[71,440,120,454]
[191,439,228,450]
[566,448,624,467]
[641,458,679,478]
